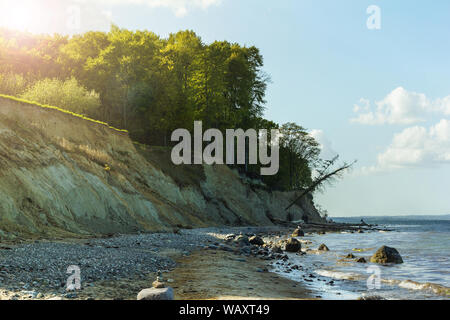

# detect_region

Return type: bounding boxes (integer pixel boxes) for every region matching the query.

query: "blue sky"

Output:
[2,0,449,216]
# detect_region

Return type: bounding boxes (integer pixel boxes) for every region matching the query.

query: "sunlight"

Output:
[9,6,33,31]
[1,1,40,32]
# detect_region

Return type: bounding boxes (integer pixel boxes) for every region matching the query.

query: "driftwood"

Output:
[271,219,393,233]
[285,161,356,211]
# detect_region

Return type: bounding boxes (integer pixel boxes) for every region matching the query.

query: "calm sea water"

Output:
[272,216,450,300]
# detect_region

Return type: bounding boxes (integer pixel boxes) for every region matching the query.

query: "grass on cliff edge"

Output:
[0,94,128,133]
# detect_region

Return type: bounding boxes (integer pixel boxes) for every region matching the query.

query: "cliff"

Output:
[0,96,324,241]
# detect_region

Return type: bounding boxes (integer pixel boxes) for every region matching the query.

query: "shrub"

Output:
[20,78,101,116]
[0,73,30,96]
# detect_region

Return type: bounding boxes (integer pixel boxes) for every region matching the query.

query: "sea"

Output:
[271,215,450,300]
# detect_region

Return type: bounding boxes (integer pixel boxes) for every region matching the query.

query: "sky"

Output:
[1,0,449,216]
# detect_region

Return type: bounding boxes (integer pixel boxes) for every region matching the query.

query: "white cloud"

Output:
[309,129,338,160]
[351,87,450,125]
[359,119,450,174]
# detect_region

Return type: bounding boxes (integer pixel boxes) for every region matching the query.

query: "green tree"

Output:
[85,26,162,129]
[59,31,110,84]
[279,123,321,190]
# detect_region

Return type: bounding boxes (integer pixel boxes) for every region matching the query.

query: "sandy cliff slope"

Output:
[0,97,323,240]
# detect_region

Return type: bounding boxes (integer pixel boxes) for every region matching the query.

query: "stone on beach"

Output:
[357,295,386,300]
[152,281,165,289]
[370,246,403,264]
[152,270,166,288]
[271,245,283,254]
[225,234,236,242]
[318,244,329,251]
[292,228,304,237]
[137,287,174,300]
[233,235,250,246]
[249,235,264,246]
[285,238,301,252]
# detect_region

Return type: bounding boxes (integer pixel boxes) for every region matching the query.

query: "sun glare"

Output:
[1,1,40,32]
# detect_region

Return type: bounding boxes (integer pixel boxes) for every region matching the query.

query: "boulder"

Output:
[345,253,356,259]
[357,229,364,234]
[356,257,367,263]
[318,244,329,251]
[285,238,301,253]
[233,235,250,246]
[225,234,236,241]
[370,246,403,264]
[292,228,305,237]
[271,245,283,254]
[137,287,174,301]
[249,235,264,246]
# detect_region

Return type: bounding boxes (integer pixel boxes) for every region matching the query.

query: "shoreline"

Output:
[167,250,314,300]
[0,224,381,300]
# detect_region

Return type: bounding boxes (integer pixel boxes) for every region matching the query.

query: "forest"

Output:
[0,26,335,192]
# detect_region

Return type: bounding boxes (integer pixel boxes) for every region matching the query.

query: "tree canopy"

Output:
[0,26,347,192]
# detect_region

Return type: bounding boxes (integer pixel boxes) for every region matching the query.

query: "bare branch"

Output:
[285,160,356,211]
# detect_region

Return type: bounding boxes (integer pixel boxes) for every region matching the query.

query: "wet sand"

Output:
[167,250,313,300]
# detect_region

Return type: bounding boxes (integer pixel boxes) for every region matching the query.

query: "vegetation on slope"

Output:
[0,26,349,194]
[0,93,128,133]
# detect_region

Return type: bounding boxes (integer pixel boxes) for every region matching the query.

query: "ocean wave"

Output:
[315,270,450,297]
[398,280,450,296]
[315,269,363,281]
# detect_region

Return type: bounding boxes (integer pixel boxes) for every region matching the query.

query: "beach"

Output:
[0,225,333,300]
[0,219,448,300]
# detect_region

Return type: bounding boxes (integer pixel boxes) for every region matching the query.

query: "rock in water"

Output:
[249,236,264,246]
[285,238,301,252]
[318,244,329,251]
[137,288,174,300]
[356,257,367,263]
[370,246,403,264]
[345,253,356,259]
[292,228,305,237]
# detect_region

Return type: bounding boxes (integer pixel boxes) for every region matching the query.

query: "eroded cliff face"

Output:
[0,97,324,240]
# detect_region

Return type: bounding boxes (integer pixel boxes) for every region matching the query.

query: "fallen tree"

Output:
[285,157,356,211]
